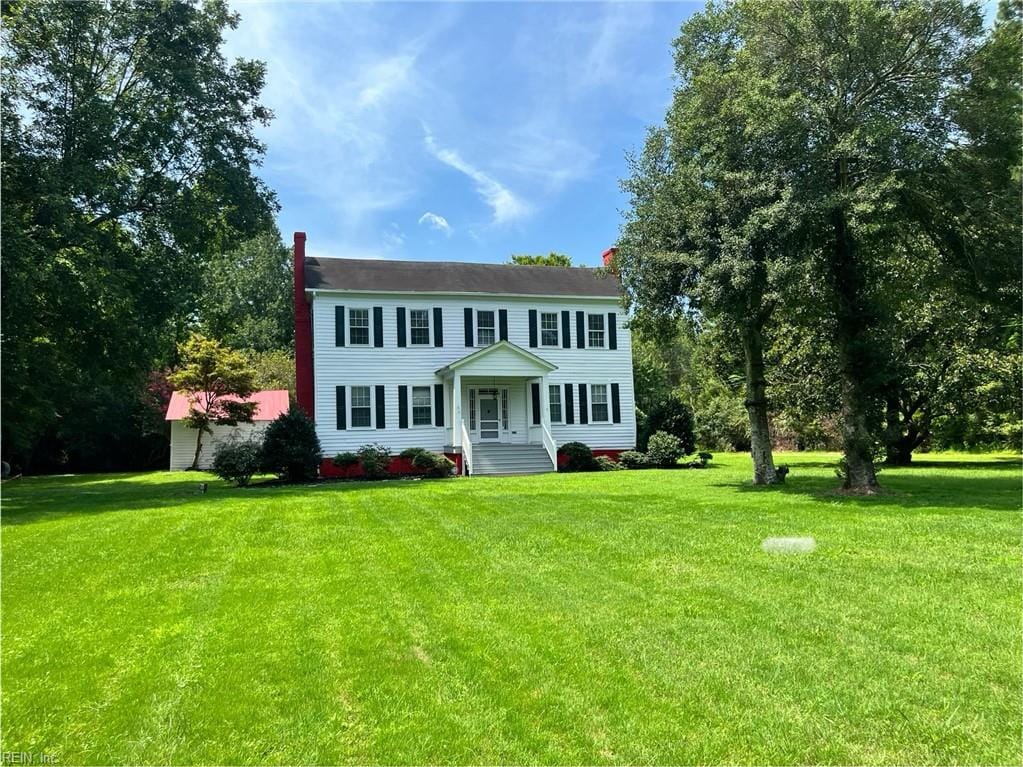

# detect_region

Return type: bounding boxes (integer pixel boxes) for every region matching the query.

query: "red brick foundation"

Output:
[319,453,463,479]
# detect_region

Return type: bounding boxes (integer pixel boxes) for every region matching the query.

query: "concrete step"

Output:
[468,443,555,476]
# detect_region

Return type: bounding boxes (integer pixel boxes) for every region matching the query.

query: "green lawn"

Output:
[2,452,1020,765]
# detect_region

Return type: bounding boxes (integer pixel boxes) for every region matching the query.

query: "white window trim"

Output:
[589,383,610,423]
[349,385,375,430]
[410,385,434,428]
[348,308,371,346]
[540,311,560,347]
[548,383,563,424]
[408,308,432,346]
[587,313,606,349]
[475,309,497,347]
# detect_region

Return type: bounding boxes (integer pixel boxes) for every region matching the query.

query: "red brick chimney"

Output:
[601,247,617,269]
[293,232,314,417]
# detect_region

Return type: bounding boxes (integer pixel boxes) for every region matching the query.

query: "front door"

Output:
[479,395,500,441]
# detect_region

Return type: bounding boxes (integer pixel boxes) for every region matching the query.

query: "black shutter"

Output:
[578,384,589,424]
[434,383,445,427]
[335,306,346,347]
[499,309,509,342]
[398,386,408,428]
[565,384,575,424]
[561,311,571,348]
[531,382,541,425]
[608,313,617,350]
[576,311,585,348]
[433,307,444,347]
[373,307,384,347]
[375,385,386,428]
[611,383,621,423]
[463,308,473,347]
[396,307,407,347]
[336,386,346,430]
[527,309,538,347]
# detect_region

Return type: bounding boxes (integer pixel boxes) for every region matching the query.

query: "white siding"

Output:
[311,291,636,455]
[169,420,268,471]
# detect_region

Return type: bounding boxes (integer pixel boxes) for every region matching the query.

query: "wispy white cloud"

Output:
[423,127,530,225]
[418,212,452,236]
[382,223,405,249]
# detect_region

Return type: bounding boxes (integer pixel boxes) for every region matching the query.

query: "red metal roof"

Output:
[165,390,290,421]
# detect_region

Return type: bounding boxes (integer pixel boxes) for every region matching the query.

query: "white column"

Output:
[452,373,462,447]
[539,375,551,433]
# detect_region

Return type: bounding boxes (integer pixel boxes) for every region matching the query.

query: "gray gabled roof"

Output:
[305,257,620,298]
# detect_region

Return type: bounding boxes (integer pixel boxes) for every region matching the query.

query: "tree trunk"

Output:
[741,324,779,485]
[831,157,880,492]
[190,427,204,471]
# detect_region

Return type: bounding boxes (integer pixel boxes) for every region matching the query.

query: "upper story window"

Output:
[351,386,372,428]
[587,314,605,348]
[549,384,562,423]
[412,385,433,426]
[540,312,559,347]
[410,309,431,345]
[477,310,496,346]
[590,384,609,422]
[349,308,370,345]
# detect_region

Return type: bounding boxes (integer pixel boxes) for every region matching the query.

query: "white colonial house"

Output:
[293,233,636,476]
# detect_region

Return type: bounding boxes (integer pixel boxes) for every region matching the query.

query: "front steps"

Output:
[469,443,556,476]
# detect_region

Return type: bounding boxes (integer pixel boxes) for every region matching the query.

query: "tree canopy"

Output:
[1,0,276,471]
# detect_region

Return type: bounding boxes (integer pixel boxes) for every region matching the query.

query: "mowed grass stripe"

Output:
[1,452,1019,764]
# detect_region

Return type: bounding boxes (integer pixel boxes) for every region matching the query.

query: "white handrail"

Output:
[540,423,557,470]
[460,421,473,476]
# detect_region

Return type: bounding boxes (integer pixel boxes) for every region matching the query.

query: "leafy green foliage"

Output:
[638,394,695,454]
[245,349,296,395]
[1,0,275,471]
[557,442,598,473]
[509,252,572,267]
[167,334,257,470]
[646,432,683,468]
[200,233,294,352]
[261,406,321,482]
[357,443,391,480]
[332,452,359,468]
[595,455,623,472]
[210,439,263,487]
[617,451,650,470]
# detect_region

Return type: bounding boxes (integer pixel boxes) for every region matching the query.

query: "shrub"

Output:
[357,443,391,479]
[399,447,430,461]
[332,451,359,468]
[558,441,598,472]
[638,394,696,454]
[595,455,623,471]
[211,439,263,487]
[618,450,650,469]
[411,450,456,478]
[647,431,683,467]
[261,406,322,482]
[698,451,713,465]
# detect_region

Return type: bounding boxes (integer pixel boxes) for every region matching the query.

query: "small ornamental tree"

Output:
[261,406,322,482]
[168,334,257,470]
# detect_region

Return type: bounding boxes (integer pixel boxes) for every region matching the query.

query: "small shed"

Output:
[165,390,290,471]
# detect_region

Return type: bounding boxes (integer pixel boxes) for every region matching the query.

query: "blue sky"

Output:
[224,2,701,267]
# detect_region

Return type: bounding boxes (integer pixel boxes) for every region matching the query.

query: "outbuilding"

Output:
[165,390,289,471]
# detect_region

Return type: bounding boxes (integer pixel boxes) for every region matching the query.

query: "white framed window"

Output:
[351,386,372,428]
[477,310,496,346]
[409,309,431,345]
[590,384,609,422]
[587,314,605,348]
[412,386,433,426]
[549,384,562,423]
[349,308,370,345]
[469,389,476,430]
[501,389,509,430]
[540,312,559,346]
